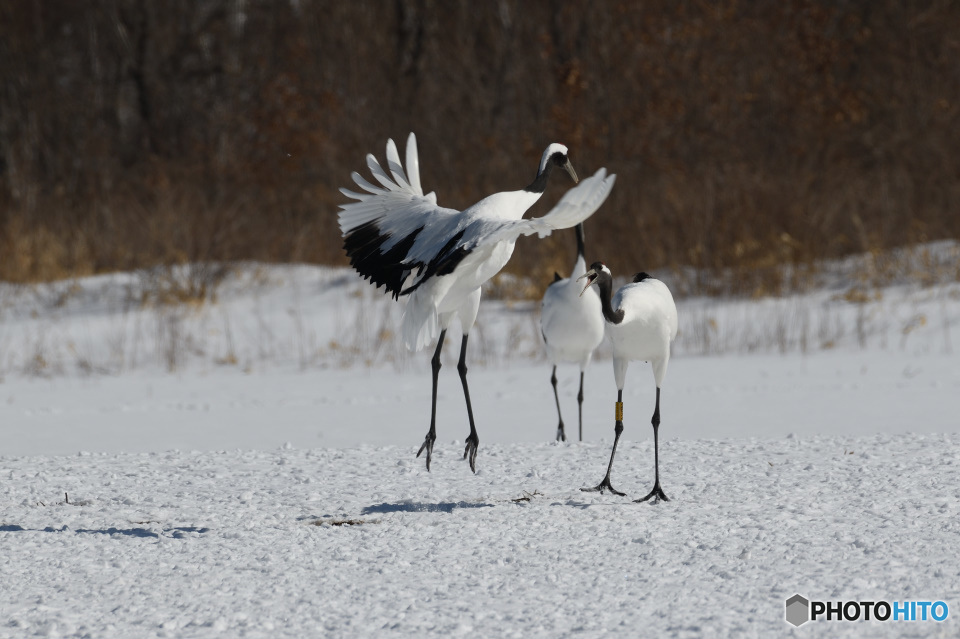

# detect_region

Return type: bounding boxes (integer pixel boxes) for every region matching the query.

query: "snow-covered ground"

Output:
[2,257,960,637]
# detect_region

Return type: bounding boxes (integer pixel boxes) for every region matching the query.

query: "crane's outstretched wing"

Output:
[397,168,616,297]
[486,168,616,244]
[338,133,467,299]
[442,166,616,276]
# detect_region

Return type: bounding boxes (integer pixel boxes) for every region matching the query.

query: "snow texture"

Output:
[2,261,960,638]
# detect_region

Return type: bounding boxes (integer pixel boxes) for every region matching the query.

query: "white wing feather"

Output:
[405,132,423,195]
[384,138,411,190]
[463,168,616,250]
[338,135,461,253]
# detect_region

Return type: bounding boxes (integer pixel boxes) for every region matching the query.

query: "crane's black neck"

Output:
[524,158,555,194]
[595,271,624,325]
[575,223,585,258]
[525,150,570,194]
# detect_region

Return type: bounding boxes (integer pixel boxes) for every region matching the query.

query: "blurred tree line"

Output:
[1,0,958,294]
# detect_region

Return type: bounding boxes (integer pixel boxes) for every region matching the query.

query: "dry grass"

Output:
[0,241,956,380]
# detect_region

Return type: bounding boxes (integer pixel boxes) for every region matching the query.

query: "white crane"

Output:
[338,133,616,473]
[577,262,678,502]
[539,223,604,442]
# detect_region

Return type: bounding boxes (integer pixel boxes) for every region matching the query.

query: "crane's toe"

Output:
[581,477,626,497]
[463,432,479,473]
[635,485,670,504]
[416,432,436,472]
[556,424,567,442]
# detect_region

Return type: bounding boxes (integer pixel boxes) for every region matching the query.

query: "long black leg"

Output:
[577,371,585,442]
[582,389,626,496]
[636,387,669,503]
[416,329,446,471]
[551,365,566,442]
[458,334,480,473]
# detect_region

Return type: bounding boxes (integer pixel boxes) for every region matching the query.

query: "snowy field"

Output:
[2,254,960,637]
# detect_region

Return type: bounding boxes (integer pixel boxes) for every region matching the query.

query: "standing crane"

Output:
[577,262,678,502]
[539,223,604,441]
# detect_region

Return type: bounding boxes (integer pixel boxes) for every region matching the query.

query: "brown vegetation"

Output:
[1,1,958,295]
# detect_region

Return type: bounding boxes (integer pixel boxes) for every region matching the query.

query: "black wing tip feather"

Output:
[343,220,424,299]
[343,221,475,299]
[400,229,473,296]
[633,272,651,283]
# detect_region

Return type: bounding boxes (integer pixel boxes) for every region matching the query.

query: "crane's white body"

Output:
[403,213,522,351]
[540,254,604,370]
[607,278,678,390]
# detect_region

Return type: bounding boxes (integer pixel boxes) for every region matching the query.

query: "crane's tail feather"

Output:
[401,288,439,352]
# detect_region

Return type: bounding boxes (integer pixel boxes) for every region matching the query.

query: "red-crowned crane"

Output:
[577,262,678,502]
[539,223,604,442]
[338,134,616,472]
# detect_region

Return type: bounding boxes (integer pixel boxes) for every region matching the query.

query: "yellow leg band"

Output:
[615,401,623,421]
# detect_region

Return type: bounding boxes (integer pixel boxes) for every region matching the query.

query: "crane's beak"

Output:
[576,269,597,297]
[563,160,579,184]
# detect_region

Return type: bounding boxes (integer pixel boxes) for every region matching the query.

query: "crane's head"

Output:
[577,261,611,297]
[539,143,578,184]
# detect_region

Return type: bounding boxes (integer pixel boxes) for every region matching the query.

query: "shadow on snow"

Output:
[360,501,495,514]
[0,524,209,538]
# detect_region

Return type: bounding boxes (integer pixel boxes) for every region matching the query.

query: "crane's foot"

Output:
[581,476,626,497]
[635,484,670,504]
[463,432,479,473]
[416,431,436,472]
[556,424,566,442]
